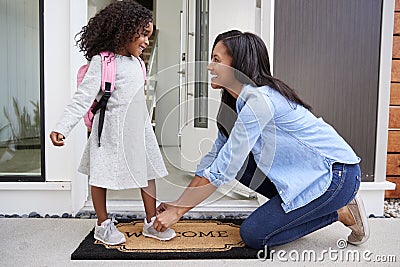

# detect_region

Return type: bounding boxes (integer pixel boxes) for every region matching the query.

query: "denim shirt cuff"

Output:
[203,168,223,187]
[195,170,204,177]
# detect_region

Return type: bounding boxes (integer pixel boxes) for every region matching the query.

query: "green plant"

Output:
[2,97,40,145]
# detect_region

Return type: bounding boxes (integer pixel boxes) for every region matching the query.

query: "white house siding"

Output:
[0,0,88,214]
[0,0,396,216]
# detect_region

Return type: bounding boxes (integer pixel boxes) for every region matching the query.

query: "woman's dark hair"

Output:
[75,0,153,61]
[212,30,242,137]
[214,31,312,137]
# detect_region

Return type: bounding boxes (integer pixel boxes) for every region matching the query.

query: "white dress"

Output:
[54,55,168,189]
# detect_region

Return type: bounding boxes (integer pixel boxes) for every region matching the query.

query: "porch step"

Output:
[80,199,259,219]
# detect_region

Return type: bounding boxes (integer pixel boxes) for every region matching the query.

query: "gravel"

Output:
[384,198,400,218]
[0,211,250,220]
[1,200,398,219]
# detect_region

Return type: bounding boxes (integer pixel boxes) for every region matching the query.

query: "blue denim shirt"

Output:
[195,84,360,213]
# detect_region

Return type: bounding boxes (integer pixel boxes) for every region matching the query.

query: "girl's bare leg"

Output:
[141,179,157,223]
[91,185,108,226]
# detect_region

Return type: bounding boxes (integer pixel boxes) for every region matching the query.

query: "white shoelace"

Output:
[103,217,118,240]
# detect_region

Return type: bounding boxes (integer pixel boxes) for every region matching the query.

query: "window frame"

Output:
[1,0,45,182]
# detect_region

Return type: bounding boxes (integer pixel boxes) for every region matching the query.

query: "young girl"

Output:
[154,31,369,249]
[49,0,176,245]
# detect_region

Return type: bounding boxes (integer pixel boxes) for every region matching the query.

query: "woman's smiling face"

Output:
[207,41,237,90]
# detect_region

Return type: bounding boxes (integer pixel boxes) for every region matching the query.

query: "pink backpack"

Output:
[77,51,146,146]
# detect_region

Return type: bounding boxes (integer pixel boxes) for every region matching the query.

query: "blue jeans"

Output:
[238,154,361,249]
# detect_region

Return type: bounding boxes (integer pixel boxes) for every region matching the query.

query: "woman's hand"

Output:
[49,131,65,146]
[153,202,185,232]
[153,175,217,232]
[155,202,173,215]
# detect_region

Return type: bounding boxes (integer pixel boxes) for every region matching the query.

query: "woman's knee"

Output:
[240,218,266,250]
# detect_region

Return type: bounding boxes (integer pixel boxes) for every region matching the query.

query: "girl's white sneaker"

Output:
[94,218,126,245]
[142,216,176,241]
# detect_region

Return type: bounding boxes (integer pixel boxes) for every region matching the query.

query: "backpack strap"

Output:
[92,53,146,147]
[92,51,116,146]
[99,51,116,93]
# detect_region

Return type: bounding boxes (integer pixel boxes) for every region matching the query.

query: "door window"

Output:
[194,0,209,128]
[0,0,43,181]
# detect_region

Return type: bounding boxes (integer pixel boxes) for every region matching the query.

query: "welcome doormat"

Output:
[71,219,268,260]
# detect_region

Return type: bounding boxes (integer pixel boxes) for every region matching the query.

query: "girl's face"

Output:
[122,22,153,57]
[207,41,237,90]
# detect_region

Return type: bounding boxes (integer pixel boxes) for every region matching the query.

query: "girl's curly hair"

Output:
[75,0,153,61]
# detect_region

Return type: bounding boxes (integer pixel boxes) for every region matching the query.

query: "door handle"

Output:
[178,10,185,138]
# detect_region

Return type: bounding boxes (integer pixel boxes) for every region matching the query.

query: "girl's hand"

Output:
[153,202,184,232]
[49,131,65,146]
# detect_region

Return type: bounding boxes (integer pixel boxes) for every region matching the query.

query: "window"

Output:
[0,0,44,181]
[194,0,209,128]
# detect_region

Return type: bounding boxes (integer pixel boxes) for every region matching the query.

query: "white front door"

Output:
[176,0,262,200]
[103,0,269,211]
[178,0,259,171]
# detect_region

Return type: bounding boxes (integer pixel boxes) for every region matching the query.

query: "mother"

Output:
[154,30,369,249]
